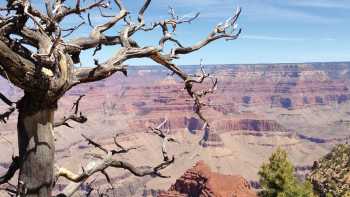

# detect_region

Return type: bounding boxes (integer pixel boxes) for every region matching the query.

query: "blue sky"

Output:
[30,0,350,65]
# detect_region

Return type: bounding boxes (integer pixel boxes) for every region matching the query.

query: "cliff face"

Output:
[1,62,350,197]
[213,119,288,132]
[214,62,350,110]
[1,62,350,135]
[158,161,257,197]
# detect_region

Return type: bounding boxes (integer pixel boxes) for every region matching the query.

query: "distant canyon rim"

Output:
[0,62,349,196]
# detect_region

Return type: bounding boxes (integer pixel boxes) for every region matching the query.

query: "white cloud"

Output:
[287,0,350,9]
[240,0,342,24]
[150,0,344,24]
[241,35,305,41]
[241,35,337,42]
[322,38,337,41]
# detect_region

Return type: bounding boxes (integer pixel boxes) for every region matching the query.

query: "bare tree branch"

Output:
[53,0,109,22]
[56,121,175,196]
[0,41,37,91]
[0,1,241,196]
[170,7,241,57]
[0,93,14,107]
[62,21,85,38]
[137,0,151,24]
[112,134,141,154]
[54,113,87,128]
[0,156,20,185]
[0,92,16,124]
[81,134,108,154]
[72,95,84,114]
[73,62,128,85]
[148,119,178,161]
[141,6,200,48]
[54,95,87,128]
[56,153,174,197]
[184,60,218,126]
[0,107,15,124]
[66,1,128,52]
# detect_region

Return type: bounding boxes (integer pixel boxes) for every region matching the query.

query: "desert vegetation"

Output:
[259,145,350,197]
[258,147,315,197]
[308,144,350,197]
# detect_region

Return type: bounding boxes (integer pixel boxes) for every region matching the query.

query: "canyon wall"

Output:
[1,62,350,196]
[1,62,349,134]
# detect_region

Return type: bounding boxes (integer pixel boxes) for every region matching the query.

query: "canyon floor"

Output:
[0,62,350,196]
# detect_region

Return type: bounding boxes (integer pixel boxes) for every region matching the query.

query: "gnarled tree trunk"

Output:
[0,1,241,196]
[16,94,56,197]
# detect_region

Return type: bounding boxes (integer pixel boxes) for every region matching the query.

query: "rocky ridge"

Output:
[158,161,257,197]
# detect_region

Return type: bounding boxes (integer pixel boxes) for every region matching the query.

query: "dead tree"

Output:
[54,120,174,197]
[0,0,241,196]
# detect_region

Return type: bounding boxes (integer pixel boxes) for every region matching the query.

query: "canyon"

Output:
[0,61,349,196]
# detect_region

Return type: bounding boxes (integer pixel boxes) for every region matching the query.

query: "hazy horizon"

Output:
[126,60,350,67]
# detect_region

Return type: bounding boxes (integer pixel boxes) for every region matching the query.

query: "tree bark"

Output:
[16,94,56,197]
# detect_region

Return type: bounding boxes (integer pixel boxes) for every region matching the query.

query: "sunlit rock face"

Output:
[2,62,350,134]
[158,161,257,197]
[1,62,350,197]
[214,62,350,110]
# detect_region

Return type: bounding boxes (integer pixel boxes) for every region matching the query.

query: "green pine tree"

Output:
[258,147,315,197]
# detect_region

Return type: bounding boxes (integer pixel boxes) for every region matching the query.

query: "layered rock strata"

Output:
[158,161,257,197]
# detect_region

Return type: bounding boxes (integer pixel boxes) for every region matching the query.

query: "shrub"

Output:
[258,147,315,197]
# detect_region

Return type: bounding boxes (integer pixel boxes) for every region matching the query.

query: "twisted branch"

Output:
[56,120,175,196]
[54,95,87,128]
[0,1,241,196]
[184,60,218,127]
[0,93,15,124]
[0,156,20,185]
[148,119,178,161]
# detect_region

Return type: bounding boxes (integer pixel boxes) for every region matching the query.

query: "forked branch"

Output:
[0,93,16,124]
[0,156,20,185]
[184,61,218,127]
[0,1,241,196]
[54,95,87,128]
[148,119,178,161]
[56,120,176,196]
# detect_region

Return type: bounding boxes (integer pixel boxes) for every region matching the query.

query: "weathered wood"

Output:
[0,1,241,196]
[17,94,55,197]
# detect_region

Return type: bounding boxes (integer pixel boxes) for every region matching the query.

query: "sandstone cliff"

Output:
[158,161,257,197]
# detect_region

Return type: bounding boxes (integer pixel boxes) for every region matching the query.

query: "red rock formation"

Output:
[2,63,350,135]
[214,119,288,132]
[158,161,257,197]
[128,113,287,133]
